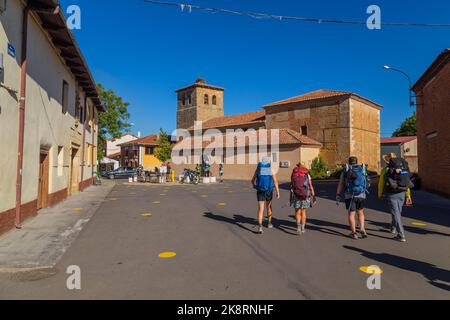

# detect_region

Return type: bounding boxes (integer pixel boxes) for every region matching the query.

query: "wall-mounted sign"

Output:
[7,43,15,58]
[280,161,291,169]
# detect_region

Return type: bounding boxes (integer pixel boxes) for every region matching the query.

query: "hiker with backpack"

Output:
[290,163,316,235]
[378,153,414,243]
[251,156,280,234]
[336,157,370,240]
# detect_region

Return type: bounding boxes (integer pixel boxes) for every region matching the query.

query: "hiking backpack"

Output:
[255,162,274,193]
[386,158,414,193]
[345,164,368,196]
[291,166,311,200]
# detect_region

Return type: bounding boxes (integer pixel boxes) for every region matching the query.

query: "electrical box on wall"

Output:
[0,0,6,13]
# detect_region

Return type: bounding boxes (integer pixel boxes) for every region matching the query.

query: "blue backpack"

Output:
[256,162,274,193]
[345,164,367,196]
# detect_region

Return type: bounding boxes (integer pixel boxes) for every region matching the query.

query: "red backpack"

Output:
[291,166,310,200]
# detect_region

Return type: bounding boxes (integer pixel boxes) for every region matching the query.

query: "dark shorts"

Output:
[345,198,365,212]
[257,190,273,202]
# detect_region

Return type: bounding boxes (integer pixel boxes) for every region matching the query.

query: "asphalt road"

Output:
[1,180,449,299]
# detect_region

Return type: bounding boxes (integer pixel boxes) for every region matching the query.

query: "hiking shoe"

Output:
[360,230,368,239]
[258,226,264,234]
[394,235,406,242]
[390,226,397,234]
[267,222,274,229]
[350,232,359,240]
[301,225,306,234]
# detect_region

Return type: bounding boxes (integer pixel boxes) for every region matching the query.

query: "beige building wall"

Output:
[349,98,381,172]
[265,99,351,168]
[171,145,320,182]
[0,0,99,233]
[0,0,22,214]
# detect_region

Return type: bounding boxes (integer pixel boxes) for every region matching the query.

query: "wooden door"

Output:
[38,152,49,209]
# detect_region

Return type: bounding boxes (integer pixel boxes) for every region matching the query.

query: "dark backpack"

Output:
[345,164,367,196]
[255,162,274,193]
[386,158,414,193]
[291,167,310,200]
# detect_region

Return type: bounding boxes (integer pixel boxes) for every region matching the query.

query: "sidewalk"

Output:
[0,180,115,274]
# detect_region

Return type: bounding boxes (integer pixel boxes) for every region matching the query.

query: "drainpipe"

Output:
[80,95,87,191]
[92,110,95,180]
[15,5,30,228]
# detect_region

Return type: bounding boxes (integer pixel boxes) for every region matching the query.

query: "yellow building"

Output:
[119,134,161,170]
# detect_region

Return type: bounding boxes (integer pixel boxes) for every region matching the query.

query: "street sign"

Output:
[7,43,15,58]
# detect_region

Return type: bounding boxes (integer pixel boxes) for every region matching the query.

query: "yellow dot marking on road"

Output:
[159,252,177,259]
[110,198,118,201]
[218,202,227,206]
[73,208,84,212]
[201,195,208,198]
[142,213,153,217]
[152,201,161,204]
[412,222,428,227]
[359,266,384,275]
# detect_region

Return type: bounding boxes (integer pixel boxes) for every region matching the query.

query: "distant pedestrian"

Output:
[336,157,370,240]
[251,156,280,234]
[159,163,167,184]
[379,153,414,242]
[166,161,172,182]
[204,160,211,178]
[290,163,316,235]
[219,163,224,183]
[195,164,201,177]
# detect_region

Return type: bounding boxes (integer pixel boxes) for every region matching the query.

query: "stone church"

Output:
[174,78,382,180]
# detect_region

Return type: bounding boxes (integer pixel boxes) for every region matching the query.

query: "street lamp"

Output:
[383,66,415,107]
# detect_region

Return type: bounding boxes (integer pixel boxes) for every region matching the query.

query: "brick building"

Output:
[174,79,383,180]
[412,49,450,197]
[176,78,224,129]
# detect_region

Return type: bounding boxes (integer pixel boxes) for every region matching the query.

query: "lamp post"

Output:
[383,66,415,107]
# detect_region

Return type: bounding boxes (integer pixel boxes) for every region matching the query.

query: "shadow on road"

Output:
[344,245,450,292]
[203,212,260,234]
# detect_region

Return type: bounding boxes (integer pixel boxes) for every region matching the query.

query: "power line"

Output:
[142,0,450,28]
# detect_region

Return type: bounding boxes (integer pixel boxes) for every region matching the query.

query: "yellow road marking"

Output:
[159,252,177,259]
[412,222,428,227]
[152,201,161,204]
[73,208,84,212]
[359,266,384,274]
[218,202,227,206]
[201,195,208,198]
[142,213,153,217]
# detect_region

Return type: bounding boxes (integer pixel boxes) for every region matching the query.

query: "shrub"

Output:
[309,156,329,180]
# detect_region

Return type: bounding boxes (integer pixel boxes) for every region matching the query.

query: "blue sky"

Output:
[60,0,450,137]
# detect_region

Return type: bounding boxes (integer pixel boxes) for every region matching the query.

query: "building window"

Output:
[62,80,69,114]
[75,90,81,120]
[188,94,192,105]
[212,95,217,105]
[301,125,308,136]
[182,94,186,106]
[204,94,209,105]
[145,147,154,155]
[426,131,438,140]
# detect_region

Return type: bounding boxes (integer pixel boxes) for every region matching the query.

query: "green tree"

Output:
[155,128,173,163]
[96,83,131,160]
[393,112,416,137]
[309,156,329,180]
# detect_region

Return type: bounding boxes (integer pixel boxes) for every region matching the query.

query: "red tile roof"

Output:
[188,110,266,131]
[118,134,160,147]
[108,151,121,159]
[176,129,322,149]
[263,89,383,110]
[381,136,417,144]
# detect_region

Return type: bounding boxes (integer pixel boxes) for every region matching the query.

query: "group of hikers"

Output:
[251,153,414,242]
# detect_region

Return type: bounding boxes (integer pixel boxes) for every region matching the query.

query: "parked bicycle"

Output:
[180,168,200,185]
